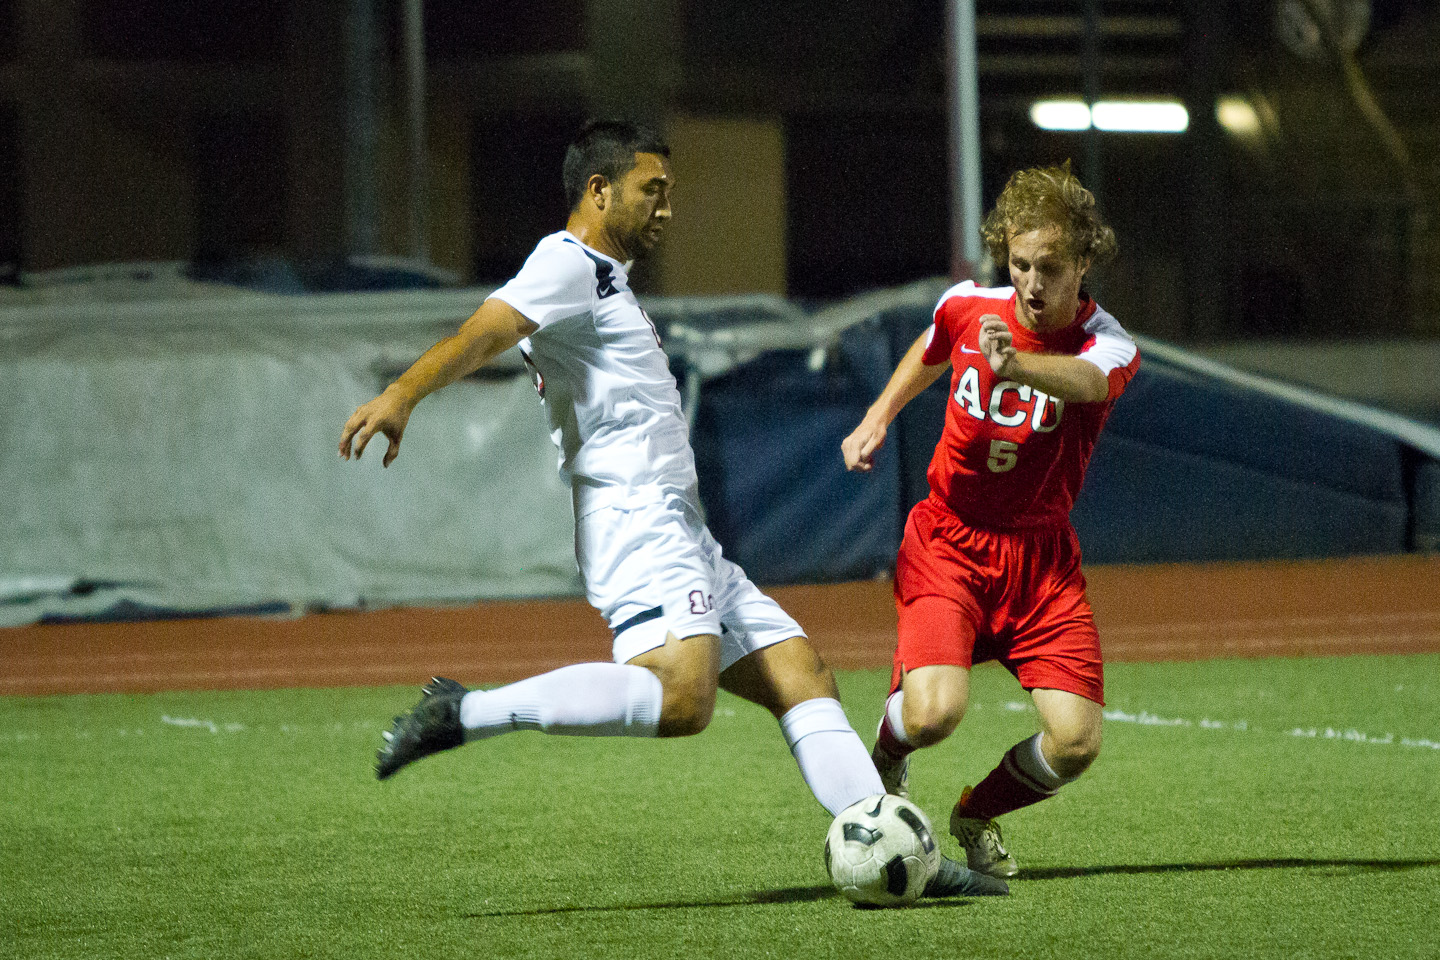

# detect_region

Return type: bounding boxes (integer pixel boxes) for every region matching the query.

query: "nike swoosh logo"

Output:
[961,345,981,354]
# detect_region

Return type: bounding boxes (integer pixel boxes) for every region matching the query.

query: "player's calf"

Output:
[656,682,717,737]
[723,635,885,815]
[949,729,1090,878]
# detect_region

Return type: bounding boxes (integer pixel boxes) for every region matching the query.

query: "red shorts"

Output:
[891,496,1105,704]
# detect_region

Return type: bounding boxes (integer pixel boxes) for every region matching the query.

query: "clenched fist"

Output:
[841,418,888,473]
[977,314,1020,377]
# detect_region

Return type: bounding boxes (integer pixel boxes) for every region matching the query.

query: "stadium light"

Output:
[1030,99,1191,134]
[1030,100,1092,131]
[1091,101,1189,133]
[1216,96,1261,136]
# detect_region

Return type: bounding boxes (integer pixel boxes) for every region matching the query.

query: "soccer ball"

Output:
[823,794,940,907]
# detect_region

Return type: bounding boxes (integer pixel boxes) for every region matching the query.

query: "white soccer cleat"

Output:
[949,787,1019,879]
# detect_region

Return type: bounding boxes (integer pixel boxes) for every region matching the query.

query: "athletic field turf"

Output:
[3,655,1437,960]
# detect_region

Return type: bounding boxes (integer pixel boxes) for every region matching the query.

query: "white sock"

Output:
[1007,732,1072,792]
[780,698,886,816]
[872,689,915,758]
[885,690,910,744]
[458,663,663,741]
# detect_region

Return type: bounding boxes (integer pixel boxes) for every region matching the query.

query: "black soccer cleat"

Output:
[375,677,468,780]
[922,856,1011,898]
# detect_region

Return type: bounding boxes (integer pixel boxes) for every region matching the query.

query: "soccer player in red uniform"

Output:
[841,163,1139,878]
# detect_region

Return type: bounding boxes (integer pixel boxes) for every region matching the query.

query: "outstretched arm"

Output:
[977,314,1108,403]
[339,298,538,467]
[841,330,951,473]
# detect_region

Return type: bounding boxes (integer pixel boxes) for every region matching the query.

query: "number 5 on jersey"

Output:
[987,439,1019,473]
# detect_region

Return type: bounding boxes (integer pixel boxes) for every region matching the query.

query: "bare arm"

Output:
[339,298,538,467]
[977,315,1108,403]
[841,330,951,473]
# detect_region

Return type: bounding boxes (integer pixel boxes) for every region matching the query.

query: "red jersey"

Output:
[921,281,1140,530]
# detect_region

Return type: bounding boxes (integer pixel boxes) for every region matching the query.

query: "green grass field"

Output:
[3,655,1438,960]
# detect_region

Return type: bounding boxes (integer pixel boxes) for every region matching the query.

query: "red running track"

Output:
[2,555,1438,696]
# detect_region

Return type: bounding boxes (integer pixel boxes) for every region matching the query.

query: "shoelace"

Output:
[956,818,1009,859]
[978,823,1009,859]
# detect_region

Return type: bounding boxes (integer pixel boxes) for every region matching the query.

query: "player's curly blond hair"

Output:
[980,161,1117,272]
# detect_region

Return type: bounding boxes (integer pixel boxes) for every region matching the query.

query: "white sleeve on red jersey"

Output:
[934,279,1016,310]
[923,280,1016,365]
[1077,305,1140,400]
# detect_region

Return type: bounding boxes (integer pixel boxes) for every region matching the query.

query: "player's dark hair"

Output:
[981,160,1117,271]
[562,119,670,211]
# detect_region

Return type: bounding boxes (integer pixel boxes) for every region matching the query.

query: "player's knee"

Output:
[1047,726,1101,778]
[903,699,964,748]
[656,681,716,738]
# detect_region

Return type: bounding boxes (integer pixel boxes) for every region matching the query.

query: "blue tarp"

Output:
[692,319,901,583]
[1074,358,1410,562]
[680,301,1434,577]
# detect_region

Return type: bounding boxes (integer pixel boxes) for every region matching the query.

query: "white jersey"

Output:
[489,231,699,517]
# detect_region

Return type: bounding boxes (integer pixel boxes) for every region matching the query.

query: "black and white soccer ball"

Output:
[823,794,940,907]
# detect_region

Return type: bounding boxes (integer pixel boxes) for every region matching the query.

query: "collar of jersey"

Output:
[561,231,632,272]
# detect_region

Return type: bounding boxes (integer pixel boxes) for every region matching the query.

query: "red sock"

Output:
[957,739,1060,820]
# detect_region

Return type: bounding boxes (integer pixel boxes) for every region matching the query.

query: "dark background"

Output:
[2,0,1436,345]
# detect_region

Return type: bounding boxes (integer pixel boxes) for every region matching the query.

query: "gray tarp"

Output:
[1,286,580,626]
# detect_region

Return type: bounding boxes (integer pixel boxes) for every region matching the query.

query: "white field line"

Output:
[993,700,1440,751]
[160,715,245,733]
[0,702,1434,751]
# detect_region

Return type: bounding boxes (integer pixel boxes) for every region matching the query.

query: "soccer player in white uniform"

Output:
[339,120,1007,898]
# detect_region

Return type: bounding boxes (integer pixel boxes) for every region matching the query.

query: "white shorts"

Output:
[575,495,805,670]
